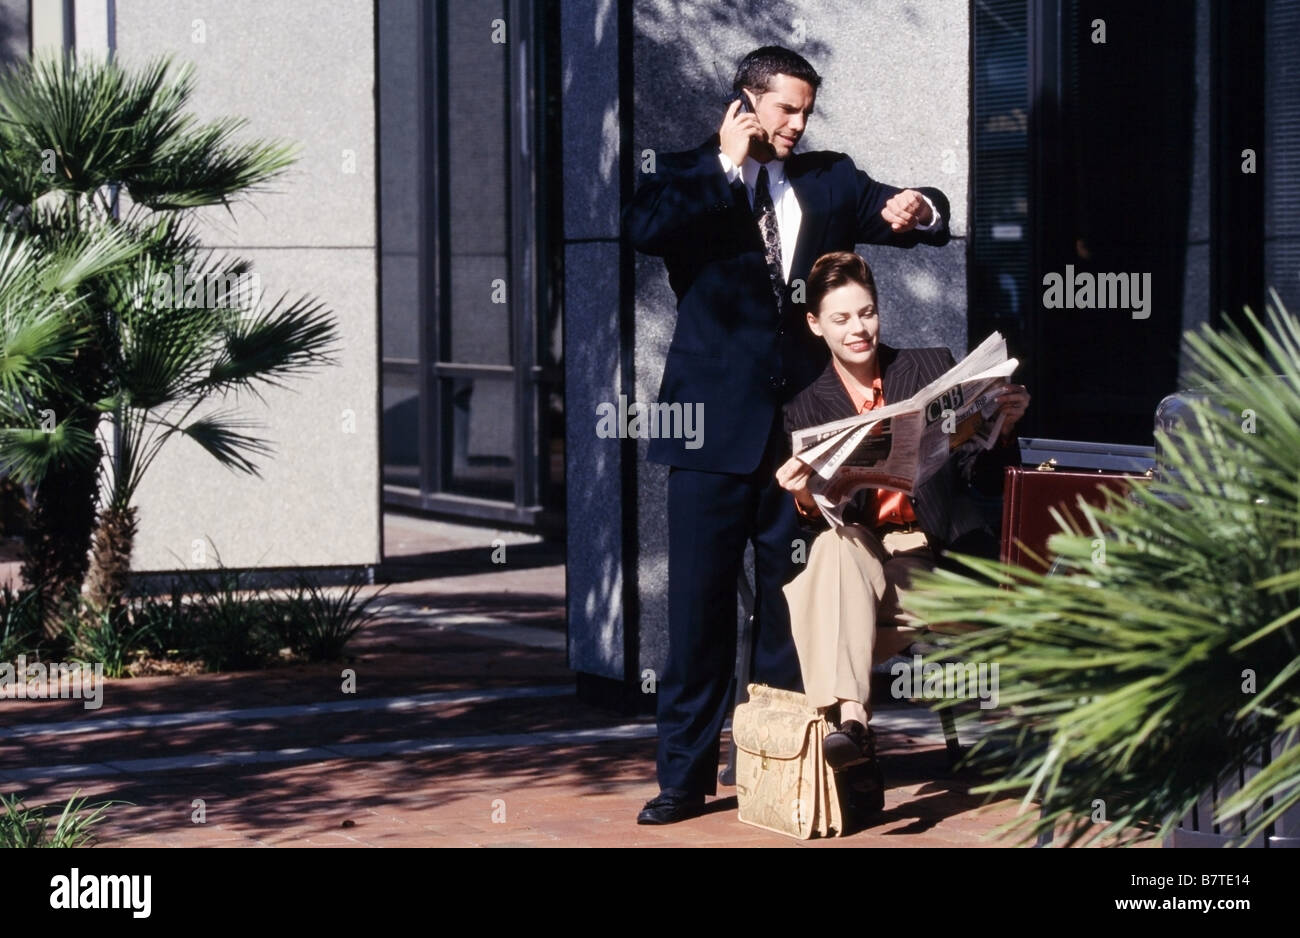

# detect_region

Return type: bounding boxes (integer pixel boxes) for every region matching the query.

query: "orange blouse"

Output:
[795,364,918,527]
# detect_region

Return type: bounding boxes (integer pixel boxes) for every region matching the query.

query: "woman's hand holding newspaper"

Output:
[992,383,1031,440]
[776,455,818,512]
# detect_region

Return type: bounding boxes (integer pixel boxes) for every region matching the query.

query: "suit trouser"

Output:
[783,524,937,721]
[657,425,804,796]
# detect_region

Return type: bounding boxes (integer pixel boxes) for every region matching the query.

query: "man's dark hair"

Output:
[807,251,877,314]
[733,45,822,95]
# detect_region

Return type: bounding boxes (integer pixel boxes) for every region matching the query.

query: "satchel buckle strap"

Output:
[760,749,769,770]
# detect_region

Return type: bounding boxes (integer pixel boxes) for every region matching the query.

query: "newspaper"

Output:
[791,333,1019,527]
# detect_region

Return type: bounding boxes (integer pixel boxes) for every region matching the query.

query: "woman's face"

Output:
[806,282,880,370]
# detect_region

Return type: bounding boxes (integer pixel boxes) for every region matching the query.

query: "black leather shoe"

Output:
[826,721,886,817]
[824,719,876,770]
[636,789,705,825]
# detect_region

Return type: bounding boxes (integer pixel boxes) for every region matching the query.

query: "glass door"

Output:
[379,0,562,528]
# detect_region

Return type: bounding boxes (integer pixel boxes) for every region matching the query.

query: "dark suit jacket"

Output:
[623,134,951,475]
[782,345,1019,553]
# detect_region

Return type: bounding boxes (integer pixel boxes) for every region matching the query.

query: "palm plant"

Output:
[0,223,142,627]
[0,52,338,619]
[905,294,1300,847]
[86,227,336,611]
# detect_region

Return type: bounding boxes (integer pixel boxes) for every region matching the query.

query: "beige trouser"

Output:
[783,524,936,720]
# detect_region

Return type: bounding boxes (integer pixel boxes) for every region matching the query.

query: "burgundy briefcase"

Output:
[1000,439,1155,574]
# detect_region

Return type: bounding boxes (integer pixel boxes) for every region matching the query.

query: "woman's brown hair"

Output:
[806,251,876,314]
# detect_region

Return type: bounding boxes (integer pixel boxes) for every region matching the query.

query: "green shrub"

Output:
[62,605,154,679]
[287,573,383,662]
[25,556,380,674]
[183,568,279,672]
[0,791,117,848]
[0,586,42,661]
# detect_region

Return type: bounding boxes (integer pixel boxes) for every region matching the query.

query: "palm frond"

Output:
[202,293,338,394]
[0,51,292,210]
[162,409,273,476]
[37,220,142,292]
[0,421,98,483]
[128,117,298,209]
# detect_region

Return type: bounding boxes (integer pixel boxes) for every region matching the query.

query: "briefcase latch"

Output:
[1036,457,1058,472]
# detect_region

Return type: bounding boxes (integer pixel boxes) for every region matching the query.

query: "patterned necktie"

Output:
[753,166,785,315]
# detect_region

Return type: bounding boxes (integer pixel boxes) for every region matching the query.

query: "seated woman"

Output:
[775,251,1030,798]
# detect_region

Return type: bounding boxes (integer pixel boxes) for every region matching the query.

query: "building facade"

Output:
[7,1,1294,705]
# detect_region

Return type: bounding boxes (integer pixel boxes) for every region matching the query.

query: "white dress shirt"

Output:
[718,150,942,284]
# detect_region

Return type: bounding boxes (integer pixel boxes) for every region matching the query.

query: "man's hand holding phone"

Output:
[719,94,766,167]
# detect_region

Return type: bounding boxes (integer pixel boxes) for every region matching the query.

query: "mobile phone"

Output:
[726,88,753,114]
[713,59,753,115]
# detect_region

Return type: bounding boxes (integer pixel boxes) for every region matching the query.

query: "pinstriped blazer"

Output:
[782,344,1017,552]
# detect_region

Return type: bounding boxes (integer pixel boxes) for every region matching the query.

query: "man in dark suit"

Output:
[623,46,953,824]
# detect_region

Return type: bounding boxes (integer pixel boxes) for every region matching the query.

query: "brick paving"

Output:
[0,513,1158,848]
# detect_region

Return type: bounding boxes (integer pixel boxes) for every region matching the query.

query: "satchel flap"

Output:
[732,683,823,760]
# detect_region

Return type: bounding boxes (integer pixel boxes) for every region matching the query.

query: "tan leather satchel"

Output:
[732,683,846,839]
